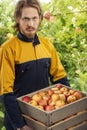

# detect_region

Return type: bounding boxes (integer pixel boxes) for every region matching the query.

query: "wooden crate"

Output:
[22,111,87,130]
[17,84,87,127]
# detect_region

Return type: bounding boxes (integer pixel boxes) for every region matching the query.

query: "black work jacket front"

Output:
[0,33,69,129]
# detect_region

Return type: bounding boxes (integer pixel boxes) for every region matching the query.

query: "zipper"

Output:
[33,45,38,88]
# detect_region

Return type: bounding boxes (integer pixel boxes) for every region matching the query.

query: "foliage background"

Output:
[0,0,87,129]
[40,0,87,92]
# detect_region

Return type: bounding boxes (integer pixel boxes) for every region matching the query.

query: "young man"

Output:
[0,0,70,130]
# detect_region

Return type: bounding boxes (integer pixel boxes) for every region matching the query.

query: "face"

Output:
[17,7,41,38]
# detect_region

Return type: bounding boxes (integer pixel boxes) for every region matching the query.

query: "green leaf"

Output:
[0,111,4,118]
[60,17,66,26]
[1,127,6,130]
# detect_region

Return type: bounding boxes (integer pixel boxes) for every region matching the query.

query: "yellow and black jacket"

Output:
[0,32,69,129]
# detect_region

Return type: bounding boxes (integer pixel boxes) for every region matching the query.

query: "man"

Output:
[0,0,70,130]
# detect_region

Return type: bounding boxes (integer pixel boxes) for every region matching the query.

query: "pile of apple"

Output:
[21,84,83,112]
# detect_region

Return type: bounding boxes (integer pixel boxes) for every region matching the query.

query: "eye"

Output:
[22,17,29,22]
[33,17,38,21]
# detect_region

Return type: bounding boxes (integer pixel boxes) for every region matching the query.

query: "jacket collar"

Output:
[17,32,40,46]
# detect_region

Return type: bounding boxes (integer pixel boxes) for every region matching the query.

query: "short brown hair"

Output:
[14,0,43,31]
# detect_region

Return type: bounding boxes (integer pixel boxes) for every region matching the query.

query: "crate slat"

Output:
[23,111,87,130]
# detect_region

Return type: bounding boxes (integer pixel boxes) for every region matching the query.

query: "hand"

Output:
[20,125,33,130]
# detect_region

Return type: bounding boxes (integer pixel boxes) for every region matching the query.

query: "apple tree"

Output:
[40,0,87,92]
[0,0,15,45]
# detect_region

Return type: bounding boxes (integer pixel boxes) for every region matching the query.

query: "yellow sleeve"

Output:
[49,42,67,82]
[0,44,15,95]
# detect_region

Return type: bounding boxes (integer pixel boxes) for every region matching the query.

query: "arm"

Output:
[1,93,26,129]
[49,42,70,86]
[52,76,70,87]
[0,44,32,129]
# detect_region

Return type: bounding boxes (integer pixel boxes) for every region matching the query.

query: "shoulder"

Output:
[39,36,55,49]
[39,36,51,43]
[0,36,18,50]
[0,36,19,57]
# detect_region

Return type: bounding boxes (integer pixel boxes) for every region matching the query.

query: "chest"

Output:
[15,42,51,64]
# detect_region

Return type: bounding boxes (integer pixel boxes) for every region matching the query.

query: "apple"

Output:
[56,84,63,90]
[38,99,47,107]
[55,100,65,108]
[51,93,59,101]
[59,94,66,101]
[74,91,82,100]
[48,98,56,106]
[45,105,55,111]
[29,100,38,106]
[47,89,54,96]
[44,11,51,20]
[51,86,61,94]
[69,89,75,95]
[32,94,42,102]
[51,87,58,91]
[49,16,55,22]
[22,96,31,103]
[55,105,60,109]
[54,90,61,94]
[67,95,77,103]
[60,87,68,93]
[75,27,81,33]
[42,95,50,101]
[64,92,70,98]
[36,105,44,110]
[38,91,46,97]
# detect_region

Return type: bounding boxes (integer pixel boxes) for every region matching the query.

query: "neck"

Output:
[17,32,40,46]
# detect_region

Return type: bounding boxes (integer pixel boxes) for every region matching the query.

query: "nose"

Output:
[27,19,34,26]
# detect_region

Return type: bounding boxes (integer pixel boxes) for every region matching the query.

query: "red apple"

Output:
[45,105,55,111]
[38,91,46,97]
[64,92,70,98]
[48,98,56,106]
[56,84,63,90]
[54,90,61,94]
[29,100,38,106]
[47,89,54,96]
[67,95,77,103]
[55,100,65,108]
[51,87,58,91]
[59,94,66,101]
[74,91,82,100]
[60,87,68,93]
[51,93,59,101]
[38,99,47,107]
[32,94,42,102]
[75,27,81,33]
[52,87,61,94]
[22,96,31,103]
[69,89,75,95]
[42,95,50,101]
[36,105,44,110]
[44,11,51,20]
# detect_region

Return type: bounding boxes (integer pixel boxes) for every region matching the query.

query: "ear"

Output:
[15,17,20,23]
[39,15,42,22]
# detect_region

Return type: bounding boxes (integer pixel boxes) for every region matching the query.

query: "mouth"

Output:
[26,27,35,32]
[26,29,34,32]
